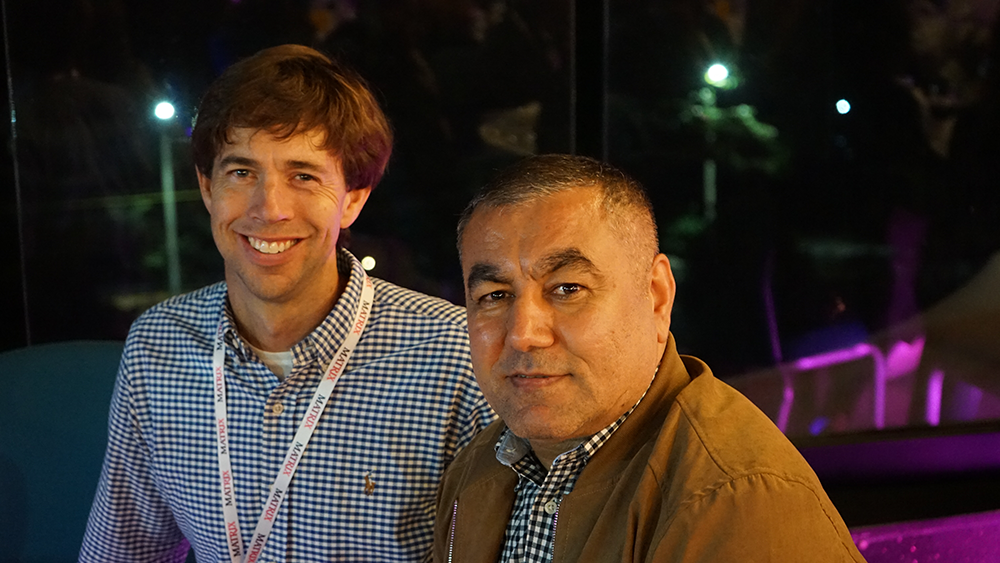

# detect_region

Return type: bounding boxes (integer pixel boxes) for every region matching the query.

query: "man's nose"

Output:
[248,175,292,222]
[506,294,555,352]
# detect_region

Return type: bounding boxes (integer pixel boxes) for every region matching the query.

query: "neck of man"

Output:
[229,269,350,353]
[527,359,664,470]
[530,437,587,471]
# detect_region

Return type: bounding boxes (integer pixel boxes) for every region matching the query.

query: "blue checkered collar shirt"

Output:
[216,250,368,375]
[80,248,495,562]
[495,378,653,563]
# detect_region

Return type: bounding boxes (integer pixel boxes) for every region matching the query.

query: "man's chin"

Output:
[227,270,299,305]
[505,414,577,443]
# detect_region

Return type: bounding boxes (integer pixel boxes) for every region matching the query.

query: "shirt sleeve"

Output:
[78,346,190,563]
[649,473,866,563]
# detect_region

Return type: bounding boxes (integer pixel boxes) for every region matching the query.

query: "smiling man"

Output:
[434,154,866,562]
[79,45,494,563]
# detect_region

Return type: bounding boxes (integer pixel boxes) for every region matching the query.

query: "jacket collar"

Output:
[569,334,704,489]
[444,334,705,562]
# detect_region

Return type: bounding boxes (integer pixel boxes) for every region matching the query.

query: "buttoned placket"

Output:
[218,328,287,563]
[255,340,322,561]
[537,450,585,551]
[211,257,376,561]
[496,394,646,563]
[502,446,585,562]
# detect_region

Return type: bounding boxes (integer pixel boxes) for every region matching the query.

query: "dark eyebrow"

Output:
[465,248,599,292]
[216,156,326,173]
[538,248,599,277]
[218,155,258,169]
[286,159,326,172]
[466,263,508,291]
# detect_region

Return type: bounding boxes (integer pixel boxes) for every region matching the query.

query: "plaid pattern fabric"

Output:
[79,249,496,562]
[495,385,649,563]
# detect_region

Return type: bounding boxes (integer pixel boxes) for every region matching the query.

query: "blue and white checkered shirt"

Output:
[79,249,496,562]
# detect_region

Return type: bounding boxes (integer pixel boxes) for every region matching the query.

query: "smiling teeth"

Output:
[248,236,298,254]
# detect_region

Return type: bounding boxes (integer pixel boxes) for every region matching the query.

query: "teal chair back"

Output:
[0,340,123,563]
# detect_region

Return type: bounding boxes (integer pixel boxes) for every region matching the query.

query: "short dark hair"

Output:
[457,154,659,261]
[191,44,392,192]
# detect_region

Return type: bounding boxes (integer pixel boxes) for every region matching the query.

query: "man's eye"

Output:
[479,290,509,303]
[295,173,317,182]
[553,283,582,296]
[229,169,250,178]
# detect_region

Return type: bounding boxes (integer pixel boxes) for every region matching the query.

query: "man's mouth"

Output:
[512,373,563,380]
[247,236,299,254]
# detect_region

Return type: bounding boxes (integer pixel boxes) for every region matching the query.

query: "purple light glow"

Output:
[886,336,924,379]
[926,369,944,426]
[793,343,887,429]
[794,343,876,371]
[777,373,794,434]
[852,509,1000,562]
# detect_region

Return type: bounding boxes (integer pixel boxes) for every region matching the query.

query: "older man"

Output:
[434,154,865,562]
[79,45,494,562]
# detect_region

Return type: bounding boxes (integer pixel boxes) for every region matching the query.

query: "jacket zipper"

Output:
[551,505,560,558]
[448,500,458,563]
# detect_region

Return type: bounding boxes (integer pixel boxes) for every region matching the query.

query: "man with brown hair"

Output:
[434,154,865,562]
[80,45,494,562]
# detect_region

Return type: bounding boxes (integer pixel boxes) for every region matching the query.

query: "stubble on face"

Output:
[461,188,667,450]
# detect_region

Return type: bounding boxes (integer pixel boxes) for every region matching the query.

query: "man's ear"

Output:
[649,253,676,344]
[197,169,214,212]
[339,186,372,229]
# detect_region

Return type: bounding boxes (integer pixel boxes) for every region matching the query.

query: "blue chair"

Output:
[0,340,124,563]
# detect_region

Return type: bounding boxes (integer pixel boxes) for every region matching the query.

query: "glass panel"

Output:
[2,0,572,348]
[608,0,1000,434]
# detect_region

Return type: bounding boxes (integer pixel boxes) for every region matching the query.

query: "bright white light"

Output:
[155,102,176,120]
[836,99,851,115]
[705,64,729,85]
[361,256,376,271]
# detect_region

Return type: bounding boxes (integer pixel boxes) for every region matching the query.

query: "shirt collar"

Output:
[304,248,367,364]
[220,248,366,365]
[494,370,656,472]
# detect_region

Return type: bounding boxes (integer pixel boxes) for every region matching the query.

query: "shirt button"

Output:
[544,499,558,514]
[272,402,285,415]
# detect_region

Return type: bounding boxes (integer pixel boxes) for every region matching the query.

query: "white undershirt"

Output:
[249,345,294,381]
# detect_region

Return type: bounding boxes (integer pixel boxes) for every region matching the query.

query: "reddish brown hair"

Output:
[191,44,392,191]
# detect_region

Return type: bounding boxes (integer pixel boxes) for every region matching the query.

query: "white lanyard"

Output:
[214,273,375,563]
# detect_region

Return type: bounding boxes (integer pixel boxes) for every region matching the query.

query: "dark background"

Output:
[3,0,999,399]
[4,1,1000,555]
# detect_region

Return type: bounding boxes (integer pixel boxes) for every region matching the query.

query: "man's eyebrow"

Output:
[285,159,326,172]
[216,156,327,173]
[466,263,509,290]
[466,249,600,291]
[538,248,599,277]
[217,155,258,168]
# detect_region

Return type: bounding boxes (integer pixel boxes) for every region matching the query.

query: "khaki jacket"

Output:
[433,336,866,562]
